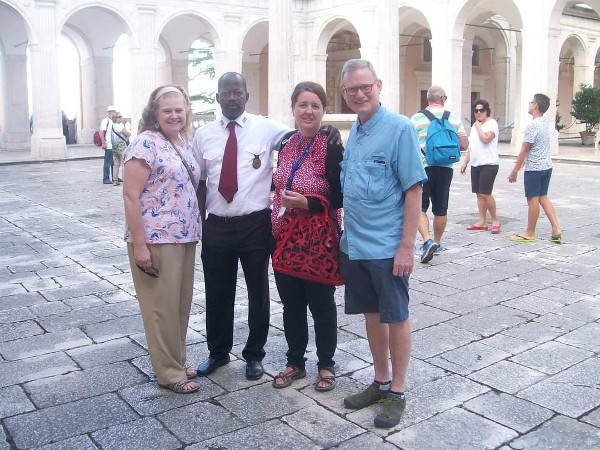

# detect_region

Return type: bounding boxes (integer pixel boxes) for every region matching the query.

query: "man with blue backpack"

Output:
[411,86,468,263]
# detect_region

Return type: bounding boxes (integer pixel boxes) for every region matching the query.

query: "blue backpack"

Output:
[420,109,461,165]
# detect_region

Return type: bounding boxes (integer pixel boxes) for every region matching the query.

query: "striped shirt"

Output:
[410,106,467,168]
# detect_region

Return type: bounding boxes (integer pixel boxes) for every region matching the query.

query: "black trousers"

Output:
[201,209,271,362]
[274,271,337,371]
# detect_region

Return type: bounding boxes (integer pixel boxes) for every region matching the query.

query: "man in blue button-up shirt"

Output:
[339,59,427,428]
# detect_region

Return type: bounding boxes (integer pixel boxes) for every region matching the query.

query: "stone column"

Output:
[375,0,399,112]
[268,0,294,126]
[0,54,30,149]
[432,36,465,116]
[80,57,96,143]
[223,13,243,74]
[494,56,512,141]
[516,26,560,154]
[462,37,474,131]
[129,5,157,136]
[170,59,189,92]
[30,0,66,160]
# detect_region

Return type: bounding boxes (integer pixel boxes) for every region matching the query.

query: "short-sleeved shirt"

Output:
[410,106,467,168]
[340,106,427,260]
[523,116,553,171]
[123,130,202,244]
[100,117,114,150]
[192,112,289,217]
[469,118,500,166]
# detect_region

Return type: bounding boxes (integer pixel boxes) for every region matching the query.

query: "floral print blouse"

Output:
[123,130,201,244]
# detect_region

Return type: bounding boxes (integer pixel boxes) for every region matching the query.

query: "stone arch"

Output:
[156,11,222,100]
[316,18,361,113]
[451,0,523,140]
[0,1,34,150]
[241,20,268,115]
[557,34,588,131]
[398,6,432,115]
[59,4,135,143]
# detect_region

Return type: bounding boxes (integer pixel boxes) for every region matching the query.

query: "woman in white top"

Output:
[460,99,501,234]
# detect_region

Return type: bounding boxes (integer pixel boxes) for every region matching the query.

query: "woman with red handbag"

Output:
[271,82,344,392]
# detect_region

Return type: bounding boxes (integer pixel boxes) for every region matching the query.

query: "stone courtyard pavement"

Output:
[0,158,599,450]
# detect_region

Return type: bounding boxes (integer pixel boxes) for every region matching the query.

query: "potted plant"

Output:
[571,84,600,145]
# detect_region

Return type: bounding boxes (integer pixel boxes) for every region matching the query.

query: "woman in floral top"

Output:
[271,82,343,392]
[123,84,201,394]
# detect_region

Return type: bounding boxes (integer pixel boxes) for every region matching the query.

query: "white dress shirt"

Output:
[192,111,289,217]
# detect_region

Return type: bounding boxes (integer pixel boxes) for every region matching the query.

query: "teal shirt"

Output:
[340,106,427,260]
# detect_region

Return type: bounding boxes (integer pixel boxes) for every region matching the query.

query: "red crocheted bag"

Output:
[272,195,343,286]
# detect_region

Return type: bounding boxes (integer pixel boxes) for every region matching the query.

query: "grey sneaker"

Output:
[374,392,406,428]
[344,382,388,409]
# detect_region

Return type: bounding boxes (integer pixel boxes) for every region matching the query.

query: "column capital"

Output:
[224,12,242,23]
[34,0,57,6]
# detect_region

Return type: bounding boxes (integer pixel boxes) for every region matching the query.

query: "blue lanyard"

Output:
[286,128,320,189]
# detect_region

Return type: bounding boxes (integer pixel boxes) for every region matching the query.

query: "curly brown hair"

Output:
[140,84,193,137]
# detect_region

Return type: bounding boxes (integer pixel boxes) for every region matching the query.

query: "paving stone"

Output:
[30,301,72,317]
[501,293,568,315]
[444,305,534,337]
[189,419,318,450]
[463,391,554,433]
[3,393,139,448]
[67,337,147,368]
[557,272,600,295]
[158,401,245,444]
[119,380,224,416]
[557,322,600,352]
[517,357,600,417]
[0,385,35,418]
[509,415,600,449]
[468,360,547,394]
[412,323,481,359]
[40,280,117,302]
[0,352,79,388]
[0,328,91,360]
[105,299,141,317]
[387,407,517,449]
[91,417,180,450]
[510,341,592,374]
[509,267,577,289]
[217,382,314,425]
[410,303,457,331]
[34,435,98,450]
[0,320,44,342]
[557,299,600,322]
[478,333,537,355]
[62,294,107,310]
[24,361,146,408]
[428,341,512,375]
[0,306,35,324]
[97,289,136,304]
[282,404,363,447]
[82,315,145,342]
[37,306,116,332]
[501,320,566,344]
[0,291,46,311]
[581,408,600,427]
[0,283,27,297]
[333,432,397,450]
[0,428,9,450]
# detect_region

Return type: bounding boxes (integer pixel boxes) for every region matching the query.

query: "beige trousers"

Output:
[113,152,122,184]
[128,242,196,385]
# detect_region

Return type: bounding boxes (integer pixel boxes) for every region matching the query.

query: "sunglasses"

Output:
[136,263,159,278]
[473,108,485,113]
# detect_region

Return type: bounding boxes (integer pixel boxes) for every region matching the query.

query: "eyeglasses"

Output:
[441,95,448,101]
[136,263,159,278]
[116,116,123,118]
[343,81,378,96]
[473,108,485,113]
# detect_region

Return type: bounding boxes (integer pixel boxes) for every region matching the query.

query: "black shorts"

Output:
[471,165,499,195]
[421,166,453,216]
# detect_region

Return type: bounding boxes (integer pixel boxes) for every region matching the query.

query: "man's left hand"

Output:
[393,247,414,277]
[324,125,342,147]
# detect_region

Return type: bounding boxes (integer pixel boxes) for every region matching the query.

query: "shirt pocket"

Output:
[344,157,387,201]
[244,143,269,168]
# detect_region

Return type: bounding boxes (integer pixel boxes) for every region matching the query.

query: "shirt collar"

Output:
[220,111,248,129]
[355,104,385,135]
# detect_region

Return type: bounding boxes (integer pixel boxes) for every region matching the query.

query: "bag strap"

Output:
[114,129,128,143]
[164,135,196,189]
[442,110,451,122]
[419,109,437,123]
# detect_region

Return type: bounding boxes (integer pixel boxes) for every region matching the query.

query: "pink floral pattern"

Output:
[123,130,201,243]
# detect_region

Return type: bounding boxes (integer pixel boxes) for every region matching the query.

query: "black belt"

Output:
[208,208,270,223]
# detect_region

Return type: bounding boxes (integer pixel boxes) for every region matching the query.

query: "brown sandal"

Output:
[314,368,336,392]
[158,380,199,394]
[272,365,306,389]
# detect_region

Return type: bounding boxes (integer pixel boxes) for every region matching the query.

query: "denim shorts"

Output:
[524,169,552,198]
[339,252,410,323]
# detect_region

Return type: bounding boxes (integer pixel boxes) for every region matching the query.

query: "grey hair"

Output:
[427,86,446,102]
[341,59,378,85]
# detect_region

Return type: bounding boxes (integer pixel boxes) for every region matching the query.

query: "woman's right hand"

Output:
[460,163,467,175]
[133,244,152,269]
